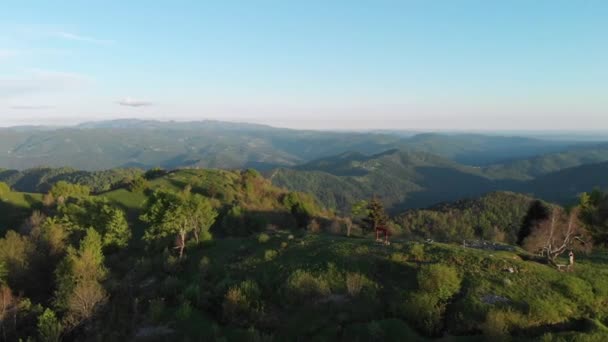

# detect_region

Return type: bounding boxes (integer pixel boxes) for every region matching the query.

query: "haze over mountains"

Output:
[1,119,607,212]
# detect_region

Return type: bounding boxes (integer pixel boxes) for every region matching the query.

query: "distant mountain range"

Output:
[1,119,604,170]
[1,119,607,211]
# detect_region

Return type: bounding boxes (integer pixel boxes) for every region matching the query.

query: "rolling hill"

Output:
[269,149,506,212]
[271,148,608,213]
[0,119,600,172]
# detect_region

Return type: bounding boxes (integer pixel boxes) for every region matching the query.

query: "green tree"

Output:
[102,207,131,248]
[283,192,316,228]
[37,308,63,342]
[0,231,34,288]
[57,198,131,249]
[364,197,389,232]
[55,228,107,327]
[141,189,217,258]
[50,181,90,200]
[351,200,369,218]
[127,176,148,193]
[580,190,608,246]
[182,190,217,243]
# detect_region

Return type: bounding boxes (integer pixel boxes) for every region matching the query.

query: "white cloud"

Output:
[117,97,153,107]
[50,31,115,45]
[0,69,92,98]
[10,105,54,110]
[0,49,19,59]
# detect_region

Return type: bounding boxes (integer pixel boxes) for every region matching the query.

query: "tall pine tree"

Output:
[364,197,389,232]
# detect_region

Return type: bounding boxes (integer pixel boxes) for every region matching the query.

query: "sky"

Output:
[1,0,607,130]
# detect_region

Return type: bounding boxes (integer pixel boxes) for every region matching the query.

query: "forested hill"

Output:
[0,167,143,193]
[526,160,608,203]
[270,148,608,213]
[482,142,608,180]
[269,149,502,212]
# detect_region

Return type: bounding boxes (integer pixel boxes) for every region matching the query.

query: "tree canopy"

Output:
[141,188,217,258]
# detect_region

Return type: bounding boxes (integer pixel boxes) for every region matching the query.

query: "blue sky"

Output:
[1,1,607,130]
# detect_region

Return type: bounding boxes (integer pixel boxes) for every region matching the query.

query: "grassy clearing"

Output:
[127,230,608,341]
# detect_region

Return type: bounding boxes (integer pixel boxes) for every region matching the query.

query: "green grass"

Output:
[0,191,42,232]
[127,230,608,341]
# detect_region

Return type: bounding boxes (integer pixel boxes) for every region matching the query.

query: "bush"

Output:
[223,280,262,325]
[403,292,443,335]
[328,219,342,235]
[408,243,425,262]
[264,250,278,261]
[285,270,330,303]
[199,256,211,274]
[147,299,166,323]
[417,264,461,300]
[390,253,408,264]
[307,219,321,233]
[346,272,378,298]
[161,276,182,297]
[482,309,525,339]
[402,264,462,336]
[258,233,271,243]
[176,300,193,321]
[185,283,201,304]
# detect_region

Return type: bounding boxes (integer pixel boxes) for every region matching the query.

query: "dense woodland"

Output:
[0,165,607,341]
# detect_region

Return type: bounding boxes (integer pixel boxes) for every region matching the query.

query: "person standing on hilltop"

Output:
[569,251,575,271]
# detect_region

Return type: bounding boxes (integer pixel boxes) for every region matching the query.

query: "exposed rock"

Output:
[135,326,175,338]
[481,294,510,305]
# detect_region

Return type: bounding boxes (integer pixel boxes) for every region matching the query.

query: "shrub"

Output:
[147,299,166,323]
[346,272,378,298]
[199,256,211,274]
[223,280,262,325]
[163,253,181,273]
[390,253,408,264]
[323,263,345,292]
[482,309,525,339]
[285,270,330,303]
[161,276,182,297]
[307,219,321,233]
[403,292,443,335]
[264,250,278,261]
[391,242,403,250]
[408,243,425,262]
[185,283,201,304]
[329,219,342,235]
[482,309,509,339]
[417,264,461,300]
[402,264,462,336]
[176,300,193,321]
[280,242,288,249]
[258,233,271,243]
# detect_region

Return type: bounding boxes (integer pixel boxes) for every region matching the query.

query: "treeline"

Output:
[395,192,536,243]
[0,167,144,194]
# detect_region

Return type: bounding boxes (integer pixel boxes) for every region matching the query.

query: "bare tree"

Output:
[523,207,592,264]
[66,281,107,326]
